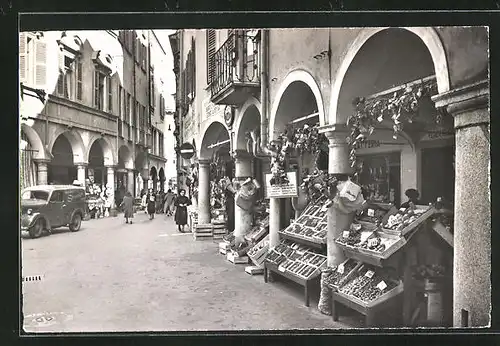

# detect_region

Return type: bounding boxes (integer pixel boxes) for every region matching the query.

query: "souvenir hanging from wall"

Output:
[346,78,438,172]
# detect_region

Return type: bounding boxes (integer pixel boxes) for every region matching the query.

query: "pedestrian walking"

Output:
[156,191,163,214]
[120,191,134,224]
[147,189,156,220]
[164,189,175,216]
[174,189,191,232]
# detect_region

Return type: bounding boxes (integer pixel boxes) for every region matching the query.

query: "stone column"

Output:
[34,159,50,185]
[106,166,116,212]
[269,198,281,249]
[320,125,353,268]
[198,159,211,224]
[432,80,490,327]
[76,163,87,187]
[233,150,254,243]
[127,169,135,197]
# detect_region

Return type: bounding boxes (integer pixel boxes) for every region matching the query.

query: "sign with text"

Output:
[264,171,298,199]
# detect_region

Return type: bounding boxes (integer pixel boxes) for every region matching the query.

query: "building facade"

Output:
[170,27,490,327]
[20,30,171,201]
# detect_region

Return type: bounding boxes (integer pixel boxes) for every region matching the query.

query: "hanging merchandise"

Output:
[346,77,438,174]
[236,177,261,211]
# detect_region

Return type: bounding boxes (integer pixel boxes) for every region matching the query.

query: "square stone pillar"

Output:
[432,80,490,327]
[127,169,135,197]
[233,150,254,243]
[198,159,211,224]
[106,166,116,211]
[34,159,50,186]
[268,198,281,249]
[320,124,353,268]
[75,163,87,188]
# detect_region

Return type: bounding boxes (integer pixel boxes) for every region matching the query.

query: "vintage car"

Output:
[20,185,86,238]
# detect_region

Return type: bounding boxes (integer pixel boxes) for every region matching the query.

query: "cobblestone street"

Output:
[21,212,362,332]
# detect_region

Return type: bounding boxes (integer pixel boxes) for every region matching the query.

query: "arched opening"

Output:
[48,134,76,185]
[135,151,147,196]
[150,166,158,192]
[158,167,166,193]
[271,79,327,228]
[116,145,133,202]
[88,140,107,186]
[336,28,454,208]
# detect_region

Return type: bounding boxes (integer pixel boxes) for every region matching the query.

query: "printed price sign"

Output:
[376,281,388,290]
[367,209,375,217]
[278,265,286,272]
[337,263,345,274]
[342,230,350,238]
[365,270,375,278]
[368,238,379,248]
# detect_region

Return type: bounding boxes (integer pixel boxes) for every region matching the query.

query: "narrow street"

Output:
[21,212,362,332]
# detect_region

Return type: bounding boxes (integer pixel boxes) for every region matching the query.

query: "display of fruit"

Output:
[355,275,398,302]
[248,240,269,257]
[384,207,428,231]
[336,229,361,246]
[324,259,359,288]
[266,250,280,262]
[340,266,400,303]
[315,207,328,219]
[305,217,320,228]
[222,232,235,243]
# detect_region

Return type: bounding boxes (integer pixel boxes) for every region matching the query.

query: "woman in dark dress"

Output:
[174,189,191,232]
[147,188,156,220]
[120,191,135,224]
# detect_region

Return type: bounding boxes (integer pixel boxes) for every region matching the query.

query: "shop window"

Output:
[355,153,401,206]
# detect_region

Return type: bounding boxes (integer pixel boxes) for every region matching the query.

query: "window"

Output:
[107,75,113,113]
[20,32,47,88]
[159,96,165,120]
[58,55,74,98]
[118,86,122,118]
[50,191,64,202]
[206,29,216,85]
[76,60,83,100]
[149,66,155,108]
[126,92,131,123]
[94,70,105,110]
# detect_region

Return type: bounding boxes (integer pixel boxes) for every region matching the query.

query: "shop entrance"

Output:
[421,145,455,206]
[88,140,106,186]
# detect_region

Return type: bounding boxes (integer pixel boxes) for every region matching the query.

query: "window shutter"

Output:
[34,40,47,88]
[19,33,27,83]
[107,76,113,113]
[206,29,216,85]
[94,71,99,108]
[76,61,83,100]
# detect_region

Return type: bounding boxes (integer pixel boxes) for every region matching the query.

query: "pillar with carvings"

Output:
[320,124,354,268]
[197,159,211,224]
[432,80,490,327]
[233,150,254,243]
[34,159,50,185]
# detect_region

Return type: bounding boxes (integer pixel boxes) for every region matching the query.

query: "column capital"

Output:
[233,149,253,161]
[318,124,350,148]
[33,158,51,165]
[74,162,88,167]
[198,159,211,167]
[105,165,116,170]
[432,80,489,128]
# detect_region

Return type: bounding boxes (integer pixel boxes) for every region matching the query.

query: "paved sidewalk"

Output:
[21,212,363,332]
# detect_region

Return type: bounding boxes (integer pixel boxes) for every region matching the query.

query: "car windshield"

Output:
[22,190,50,201]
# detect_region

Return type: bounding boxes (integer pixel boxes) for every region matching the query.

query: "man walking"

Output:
[164,189,175,216]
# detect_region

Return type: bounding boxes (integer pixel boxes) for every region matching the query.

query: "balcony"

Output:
[210,30,261,106]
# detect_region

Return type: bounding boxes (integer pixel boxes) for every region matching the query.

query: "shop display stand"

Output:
[329,203,440,327]
[264,197,328,307]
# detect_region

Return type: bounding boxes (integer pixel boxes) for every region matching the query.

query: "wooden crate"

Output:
[227,251,249,264]
[245,266,265,275]
[193,224,213,241]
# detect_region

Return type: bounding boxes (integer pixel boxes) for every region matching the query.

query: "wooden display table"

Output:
[264,261,320,307]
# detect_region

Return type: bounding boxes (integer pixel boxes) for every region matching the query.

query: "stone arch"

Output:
[86,135,116,167]
[49,128,85,163]
[158,167,166,191]
[269,69,326,140]
[117,145,134,170]
[269,69,325,140]
[329,27,451,125]
[199,120,231,160]
[234,97,262,151]
[20,124,47,161]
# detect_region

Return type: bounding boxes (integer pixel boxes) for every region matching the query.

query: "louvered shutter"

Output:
[206,29,216,85]
[34,40,47,88]
[19,33,27,83]
[57,52,64,95]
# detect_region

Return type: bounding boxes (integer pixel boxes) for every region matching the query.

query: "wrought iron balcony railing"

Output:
[210,30,260,100]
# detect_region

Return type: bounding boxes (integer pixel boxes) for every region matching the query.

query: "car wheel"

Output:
[69,213,82,232]
[28,219,44,239]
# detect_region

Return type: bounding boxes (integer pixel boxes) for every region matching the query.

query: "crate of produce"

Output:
[248,236,270,267]
[383,205,436,237]
[193,224,213,240]
[337,264,404,309]
[323,259,363,291]
[245,266,265,275]
[245,224,269,244]
[356,202,398,224]
[219,242,231,255]
[356,231,407,260]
